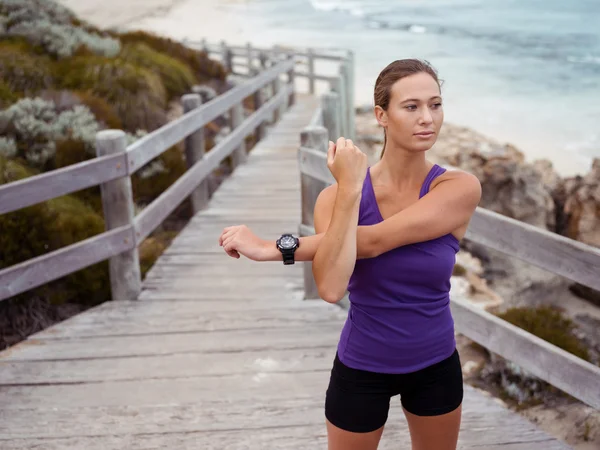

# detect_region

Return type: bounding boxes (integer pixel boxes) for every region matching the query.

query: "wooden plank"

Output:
[0,226,134,302]
[466,207,600,291]
[134,84,295,241]
[31,304,345,340]
[0,153,127,215]
[0,346,340,384]
[298,146,336,185]
[127,59,295,173]
[0,325,343,361]
[451,295,600,410]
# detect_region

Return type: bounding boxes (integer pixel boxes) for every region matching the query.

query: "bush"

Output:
[497,305,590,361]
[120,42,197,100]
[0,41,54,96]
[0,97,99,168]
[119,30,227,82]
[56,56,168,131]
[0,0,121,58]
[132,146,187,205]
[0,79,19,109]
[0,156,110,306]
[40,90,122,129]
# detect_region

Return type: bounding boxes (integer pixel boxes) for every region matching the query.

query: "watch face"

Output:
[279,235,296,249]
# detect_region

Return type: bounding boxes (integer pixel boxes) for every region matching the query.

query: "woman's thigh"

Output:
[325,353,395,449]
[398,349,464,450]
[403,404,462,450]
[326,420,385,450]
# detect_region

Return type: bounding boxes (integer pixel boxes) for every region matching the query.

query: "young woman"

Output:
[218,59,482,450]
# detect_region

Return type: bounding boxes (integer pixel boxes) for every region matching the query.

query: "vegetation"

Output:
[0,0,226,350]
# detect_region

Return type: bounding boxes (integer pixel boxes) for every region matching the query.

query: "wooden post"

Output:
[287,53,296,108]
[299,126,329,300]
[346,51,356,140]
[221,40,233,73]
[96,130,141,300]
[182,94,210,213]
[259,51,268,70]
[272,75,282,123]
[330,76,347,137]
[230,103,247,168]
[307,48,315,94]
[254,86,267,142]
[322,91,341,142]
[339,62,352,140]
[246,42,254,76]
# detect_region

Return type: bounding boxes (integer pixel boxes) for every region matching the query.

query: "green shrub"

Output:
[132,146,187,205]
[56,56,168,131]
[0,79,19,109]
[118,30,227,82]
[120,42,197,100]
[0,156,109,306]
[497,305,590,362]
[1,0,120,58]
[0,42,53,96]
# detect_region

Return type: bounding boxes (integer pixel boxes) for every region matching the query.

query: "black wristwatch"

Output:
[276,233,300,265]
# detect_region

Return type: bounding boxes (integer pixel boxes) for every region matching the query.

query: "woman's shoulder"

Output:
[430,165,481,192]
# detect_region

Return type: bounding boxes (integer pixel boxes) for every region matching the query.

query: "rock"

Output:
[431,124,556,229]
[560,158,600,246]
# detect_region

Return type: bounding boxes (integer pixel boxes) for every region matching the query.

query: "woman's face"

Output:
[376,72,443,153]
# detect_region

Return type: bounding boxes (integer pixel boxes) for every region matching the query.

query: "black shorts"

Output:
[325,349,463,433]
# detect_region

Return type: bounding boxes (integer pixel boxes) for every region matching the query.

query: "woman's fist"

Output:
[327,137,368,190]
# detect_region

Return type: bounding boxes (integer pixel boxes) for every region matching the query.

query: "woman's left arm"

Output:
[368,171,481,256]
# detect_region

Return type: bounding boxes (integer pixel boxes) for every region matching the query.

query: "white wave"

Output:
[309,0,364,16]
[567,54,600,65]
[409,24,427,34]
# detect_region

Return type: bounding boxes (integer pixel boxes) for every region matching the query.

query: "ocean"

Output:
[140,0,600,176]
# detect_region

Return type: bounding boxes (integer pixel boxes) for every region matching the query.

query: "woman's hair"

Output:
[374,59,441,158]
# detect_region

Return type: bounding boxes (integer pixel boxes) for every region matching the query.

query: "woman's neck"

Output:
[371,145,432,191]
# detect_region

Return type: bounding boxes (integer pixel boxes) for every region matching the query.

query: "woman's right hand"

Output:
[218,225,275,261]
[327,137,368,191]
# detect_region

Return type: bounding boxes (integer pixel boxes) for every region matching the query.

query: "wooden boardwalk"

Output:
[0,95,571,449]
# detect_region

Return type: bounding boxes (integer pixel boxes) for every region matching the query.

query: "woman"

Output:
[219,59,482,450]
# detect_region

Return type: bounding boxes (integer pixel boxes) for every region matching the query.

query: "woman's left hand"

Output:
[218,225,272,261]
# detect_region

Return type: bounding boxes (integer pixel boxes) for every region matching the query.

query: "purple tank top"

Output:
[337,164,460,374]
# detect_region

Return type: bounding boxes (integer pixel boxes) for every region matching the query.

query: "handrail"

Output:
[0,43,297,302]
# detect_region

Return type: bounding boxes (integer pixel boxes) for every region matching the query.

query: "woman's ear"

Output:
[374,105,387,128]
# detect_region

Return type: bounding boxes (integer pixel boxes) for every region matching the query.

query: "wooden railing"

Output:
[0,43,299,302]
[297,94,600,411]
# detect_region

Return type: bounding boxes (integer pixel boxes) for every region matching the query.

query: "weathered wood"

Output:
[0,153,127,215]
[298,146,336,185]
[182,93,210,213]
[287,54,296,107]
[96,130,141,301]
[451,295,600,410]
[0,226,133,302]
[345,51,356,140]
[330,75,348,138]
[307,48,315,93]
[309,106,324,127]
[322,91,341,141]
[221,39,233,72]
[126,58,294,173]
[466,207,600,291]
[230,103,247,168]
[299,126,329,300]
[134,85,293,241]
